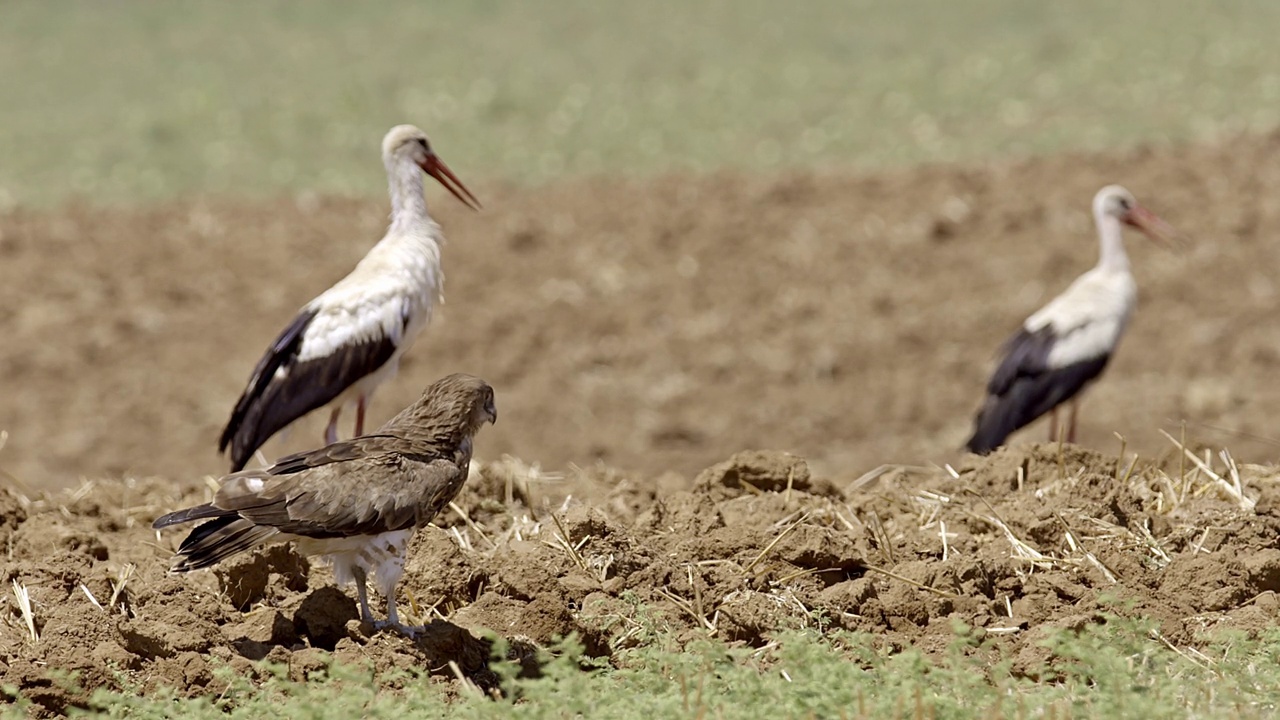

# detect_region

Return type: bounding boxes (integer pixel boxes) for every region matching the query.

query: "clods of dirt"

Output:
[2,444,1278,715]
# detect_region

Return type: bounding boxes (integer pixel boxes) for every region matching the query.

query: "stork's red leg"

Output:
[355,395,368,437]
[325,407,341,445]
[1048,407,1059,443]
[1067,399,1079,444]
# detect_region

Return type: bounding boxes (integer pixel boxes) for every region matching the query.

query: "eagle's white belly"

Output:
[292,528,416,600]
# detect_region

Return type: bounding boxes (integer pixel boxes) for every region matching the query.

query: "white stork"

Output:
[219,125,480,472]
[965,184,1177,454]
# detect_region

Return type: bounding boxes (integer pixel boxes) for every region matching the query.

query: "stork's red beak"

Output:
[420,154,481,211]
[1124,205,1181,248]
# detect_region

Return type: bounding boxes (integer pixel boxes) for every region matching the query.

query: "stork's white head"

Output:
[381,124,481,211]
[1093,184,1138,221]
[1092,184,1177,246]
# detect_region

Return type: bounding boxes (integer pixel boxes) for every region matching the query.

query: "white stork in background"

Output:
[965,185,1177,455]
[219,125,480,472]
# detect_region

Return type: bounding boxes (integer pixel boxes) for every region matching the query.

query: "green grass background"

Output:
[4,1,1280,206]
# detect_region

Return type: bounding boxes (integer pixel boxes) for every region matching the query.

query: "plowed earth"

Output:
[2,445,1279,716]
[4,133,1280,487]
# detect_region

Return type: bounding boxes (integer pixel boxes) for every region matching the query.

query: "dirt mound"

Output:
[5,133,1280,490]
[3,444,1278,715]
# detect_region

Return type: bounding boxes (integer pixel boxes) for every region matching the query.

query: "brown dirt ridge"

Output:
[3,443,1279,715]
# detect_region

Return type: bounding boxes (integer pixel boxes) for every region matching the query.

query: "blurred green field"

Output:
[4,0,1280,207]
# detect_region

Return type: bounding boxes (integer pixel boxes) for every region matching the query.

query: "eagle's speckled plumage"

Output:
[158,373,496,633]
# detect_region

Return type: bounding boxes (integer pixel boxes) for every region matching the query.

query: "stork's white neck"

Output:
[1095,212,1130,273]
[386,155,430,235]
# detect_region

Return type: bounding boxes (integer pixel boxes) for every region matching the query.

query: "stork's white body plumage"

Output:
[294,221,445,408]
[966,185,1175,454]
[219,125,479,472]
[1023,264,1136,369]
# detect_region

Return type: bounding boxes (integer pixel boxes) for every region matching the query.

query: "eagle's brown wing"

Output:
[225,453,466,538]
[161,453,465,571]
[266,434,407,476]
[157,372,492,572]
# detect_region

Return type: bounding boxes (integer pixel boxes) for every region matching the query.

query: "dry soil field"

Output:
[4,133,1280,488]
[3,134,1280,714]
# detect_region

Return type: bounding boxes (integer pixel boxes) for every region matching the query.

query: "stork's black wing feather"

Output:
[986,327,1055,396]
[219,308,317,458]
[218,306,399,472]
[966,326,1109,454]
